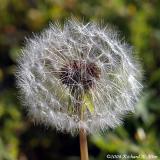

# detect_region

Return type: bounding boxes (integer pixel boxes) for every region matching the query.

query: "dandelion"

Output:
[16,19,143,160]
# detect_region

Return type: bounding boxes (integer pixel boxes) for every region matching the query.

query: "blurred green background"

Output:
[0,0,160,160]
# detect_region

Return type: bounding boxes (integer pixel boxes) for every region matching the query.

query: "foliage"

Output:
[0,0,160,159]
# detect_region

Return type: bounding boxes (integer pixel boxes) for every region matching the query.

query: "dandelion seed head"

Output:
[16,19,143,135]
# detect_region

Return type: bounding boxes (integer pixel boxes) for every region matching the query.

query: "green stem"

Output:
[71,87,89,160]
[79,97,89,160]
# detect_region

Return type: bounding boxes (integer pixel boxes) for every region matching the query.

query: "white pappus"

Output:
[16,19,143,135]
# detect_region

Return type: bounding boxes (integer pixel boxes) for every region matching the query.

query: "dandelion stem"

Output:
[79,94,89,160]
[80,127,89,160]
[71,87,89,160]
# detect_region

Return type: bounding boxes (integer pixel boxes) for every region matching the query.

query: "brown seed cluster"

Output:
[59,60,101,90]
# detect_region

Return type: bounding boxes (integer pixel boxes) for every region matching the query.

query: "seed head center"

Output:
[59,60,101,90]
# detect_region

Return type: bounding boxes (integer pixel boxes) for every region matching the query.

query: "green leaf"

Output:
[83,92,94,113]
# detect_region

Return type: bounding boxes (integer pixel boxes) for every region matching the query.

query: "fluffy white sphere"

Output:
[16,19,143,135]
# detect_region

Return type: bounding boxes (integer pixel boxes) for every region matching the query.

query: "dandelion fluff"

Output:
[16,19,142,135]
